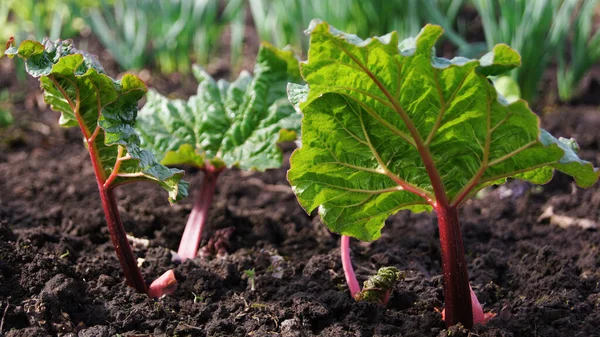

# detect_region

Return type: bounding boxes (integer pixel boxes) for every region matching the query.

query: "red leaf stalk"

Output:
[88,144,148,293]
[435,204,473,328]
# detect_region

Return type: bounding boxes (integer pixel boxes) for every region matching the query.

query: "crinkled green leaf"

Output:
[288,22,599,241]
[5,38,188,203]
[137,43,302,171]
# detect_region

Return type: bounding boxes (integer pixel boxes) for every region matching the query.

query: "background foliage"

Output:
[1,0,599,103]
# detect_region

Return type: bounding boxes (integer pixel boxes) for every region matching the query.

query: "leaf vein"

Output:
[425,67,474,145]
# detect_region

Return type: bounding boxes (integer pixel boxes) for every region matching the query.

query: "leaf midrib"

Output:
[212,72,273,165]
[451,93,492,205]
[425,66,476,145]
[331,38,447,205]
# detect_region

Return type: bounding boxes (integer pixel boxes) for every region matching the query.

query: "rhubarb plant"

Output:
[287,21,599,328]
[137,43,301,261]
[4,37,188,297]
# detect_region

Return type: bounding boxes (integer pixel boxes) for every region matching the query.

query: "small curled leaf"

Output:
[355,266,403,305]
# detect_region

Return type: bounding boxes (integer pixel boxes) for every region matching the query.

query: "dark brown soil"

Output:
[1,38,600,337]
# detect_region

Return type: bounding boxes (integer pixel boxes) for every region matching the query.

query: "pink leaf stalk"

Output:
[340,235,361,298]
[177,165,222,261]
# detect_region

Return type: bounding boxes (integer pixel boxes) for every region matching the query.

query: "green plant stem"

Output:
[435,204,472,328]
[177,165,222,261]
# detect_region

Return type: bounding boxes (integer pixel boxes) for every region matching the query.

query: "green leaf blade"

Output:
[6,38,188,204]
[287,90,431,241]
[138,43,302,172]
[543,131,600,188]
[288,22,598,241]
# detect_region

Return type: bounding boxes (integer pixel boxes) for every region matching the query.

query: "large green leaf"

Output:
[288,21,599,241]
[137,43,302,171]
[5,38,188,203]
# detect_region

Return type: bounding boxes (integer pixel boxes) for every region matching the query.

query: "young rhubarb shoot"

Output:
[341,236,402,305]
[354,266,402,305]
[4,38,188,296]
[137,43,302,261]
[244,268,257,291]
[287,21,599,328]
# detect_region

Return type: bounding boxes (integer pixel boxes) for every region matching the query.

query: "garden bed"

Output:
[1,41,599,337]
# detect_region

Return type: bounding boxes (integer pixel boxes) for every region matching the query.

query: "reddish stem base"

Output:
[436,204,473,328]
[97,182,148,293]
